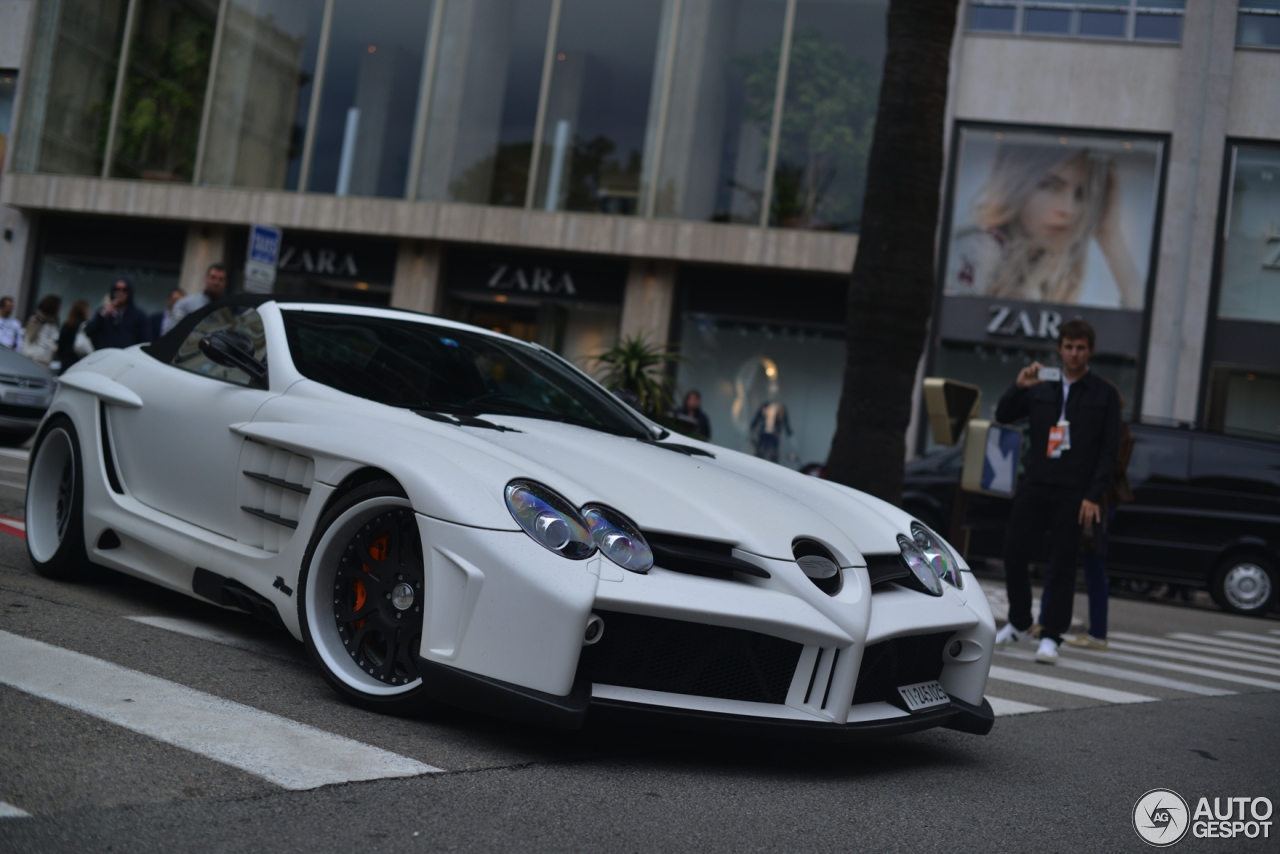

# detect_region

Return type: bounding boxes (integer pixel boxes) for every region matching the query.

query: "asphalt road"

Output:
[0,455,1276,853]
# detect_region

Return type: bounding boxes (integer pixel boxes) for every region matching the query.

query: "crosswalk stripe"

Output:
[0,630,442,790]
[1067,647,1280,690]
[125,616,308,663]
[997,649,1236,697]
[0,801,31,819]
[986,695,1048,716]
[1103,640,1280,677]
[987,665,1157,704]
[1217,631,1280,647]
[1110,632,1280,664]
[1165,632,1280,659]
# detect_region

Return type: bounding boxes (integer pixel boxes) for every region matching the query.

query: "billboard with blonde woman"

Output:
[944,127,1164,311]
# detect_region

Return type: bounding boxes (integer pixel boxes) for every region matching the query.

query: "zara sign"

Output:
[986,305,1062,340]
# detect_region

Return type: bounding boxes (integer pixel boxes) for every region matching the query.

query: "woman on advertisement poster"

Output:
[949,144,1144,310]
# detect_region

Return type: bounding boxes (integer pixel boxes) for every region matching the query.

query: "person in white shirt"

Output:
[0,297,24,351]
[165,263,228,334]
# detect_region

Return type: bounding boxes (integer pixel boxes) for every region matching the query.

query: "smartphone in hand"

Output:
[1038,366,1062,382]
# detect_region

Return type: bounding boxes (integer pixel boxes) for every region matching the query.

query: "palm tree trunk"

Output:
[823,0,959,502]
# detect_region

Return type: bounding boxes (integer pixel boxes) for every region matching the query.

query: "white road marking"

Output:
[0,801,31,819]
[1166,632,1280,657]
[987,665,1157,704]
[997,649,1236,697]
[125,616,307,663]
[0,630,441,790]
[1067,647,1280,691]
[1109,632,1280,664]
[0,516,26,531]
[0,448,30,461]
[1217,631,1280,647]
[985,695,1048,716]
[1102,640,1280,677]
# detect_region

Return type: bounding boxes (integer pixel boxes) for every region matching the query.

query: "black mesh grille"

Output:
[577,610,803,704]
[851,632,951,706]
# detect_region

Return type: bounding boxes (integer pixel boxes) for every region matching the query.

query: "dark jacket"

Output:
[84,279,151,350]
[995,370,1121,503]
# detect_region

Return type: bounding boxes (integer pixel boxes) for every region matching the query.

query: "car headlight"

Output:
[505,481,595,559]
[582,505,653,573]
[897,534,943,596]
[911,521,963,588]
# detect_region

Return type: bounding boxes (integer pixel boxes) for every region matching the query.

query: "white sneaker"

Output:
[1035,637,1060,665]
[995,623,1032,645]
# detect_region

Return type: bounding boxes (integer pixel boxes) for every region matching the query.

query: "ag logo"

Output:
[1134,789,1190,846]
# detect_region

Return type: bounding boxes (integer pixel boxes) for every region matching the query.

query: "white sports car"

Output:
[27,297,995,739]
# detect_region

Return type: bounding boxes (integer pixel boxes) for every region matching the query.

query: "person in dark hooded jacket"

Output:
[84,277,152,350]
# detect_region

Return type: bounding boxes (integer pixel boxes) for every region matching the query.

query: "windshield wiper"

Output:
[638,438,715,458]
[413,409,521,433]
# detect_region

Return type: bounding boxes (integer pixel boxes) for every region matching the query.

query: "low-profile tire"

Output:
[1209,555,1277,617]
[26,415,90,580]
[298,478,434,715]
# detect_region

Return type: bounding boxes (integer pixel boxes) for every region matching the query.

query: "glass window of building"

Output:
[532,0,666,216]
[305,0,435,198]
[0,70,16,180]
[966,1,1184,42]
[1238,3,1280,50]
[768,0,887,231]
[12,0,132,176]
[199,0,328,190]
[111,0,218,182]
[650,0,788,224]
[417,0,554,207]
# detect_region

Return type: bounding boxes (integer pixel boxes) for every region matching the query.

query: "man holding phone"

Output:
[84,277,151,350]
[993,318,1121,664]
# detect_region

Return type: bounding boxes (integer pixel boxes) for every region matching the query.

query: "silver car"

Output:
[0,346,54,445]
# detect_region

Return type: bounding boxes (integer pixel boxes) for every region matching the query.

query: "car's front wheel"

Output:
[298,479,433,714]
[26,416,90,580]
[1210,555,1277,616]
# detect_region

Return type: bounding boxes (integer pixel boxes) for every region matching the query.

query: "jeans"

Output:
[1039,507,1115,639]
[1003,482,1084,643]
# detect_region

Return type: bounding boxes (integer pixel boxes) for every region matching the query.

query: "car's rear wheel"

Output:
[298,479,433,714]
[1210,555,1277,616]
[26,416,89,580]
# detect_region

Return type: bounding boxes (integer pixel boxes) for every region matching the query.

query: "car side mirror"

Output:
[199,330,268,388]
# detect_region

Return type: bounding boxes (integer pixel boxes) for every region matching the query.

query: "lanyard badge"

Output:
[1047,419,1071,458]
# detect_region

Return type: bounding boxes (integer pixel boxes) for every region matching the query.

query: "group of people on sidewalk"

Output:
[994,318,1131,665]
[0,263,227,372]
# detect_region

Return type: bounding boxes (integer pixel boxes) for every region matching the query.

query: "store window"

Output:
[200,0,328,190]
[12,0,131,176]
[270,231,397,305]
[1238,2,1280,48]
[416,0,554,207]
[31,216,187,319]
[967,0,1184,43]
[768,0,886,231]
[110,0,217,182]
[305,0,435,198]
[531,0,665,215]
[673,266,847,467]
[651,0,788,224]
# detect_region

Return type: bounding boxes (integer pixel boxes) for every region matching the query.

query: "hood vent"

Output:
[793,540,841,596]
[644,532,770,580]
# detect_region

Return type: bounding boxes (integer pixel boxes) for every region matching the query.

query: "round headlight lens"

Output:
[505,481,595,559]
[911,522,962,588]
[582,505,653,572]
[897,534,943,596]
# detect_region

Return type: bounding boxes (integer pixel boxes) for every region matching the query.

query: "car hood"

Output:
[257,385,919,566]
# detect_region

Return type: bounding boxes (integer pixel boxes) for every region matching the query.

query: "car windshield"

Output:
[281,310,652,438]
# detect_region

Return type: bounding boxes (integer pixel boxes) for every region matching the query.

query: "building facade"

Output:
[0,0,1277,465]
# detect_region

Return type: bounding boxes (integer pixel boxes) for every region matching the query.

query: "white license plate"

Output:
[897,680,950,711]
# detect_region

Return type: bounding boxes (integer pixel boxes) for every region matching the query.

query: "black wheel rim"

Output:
[55,457,72,542]
[333,508,424,686]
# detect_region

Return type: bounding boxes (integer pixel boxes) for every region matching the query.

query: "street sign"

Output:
[244,224,281,294]
[923,377,981,446]
[961,420,1022,497]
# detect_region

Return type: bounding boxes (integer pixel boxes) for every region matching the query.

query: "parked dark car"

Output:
[902,423,1280,617]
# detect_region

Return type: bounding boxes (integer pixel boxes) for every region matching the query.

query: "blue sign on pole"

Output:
[961,420,1023,498]
[245,224,281,293]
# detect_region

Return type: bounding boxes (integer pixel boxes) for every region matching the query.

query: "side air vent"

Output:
[99,402,124,494]
[866,553,911,589]
[237,441,314,553]
[643,532,770,580]
[793,539,841,596]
